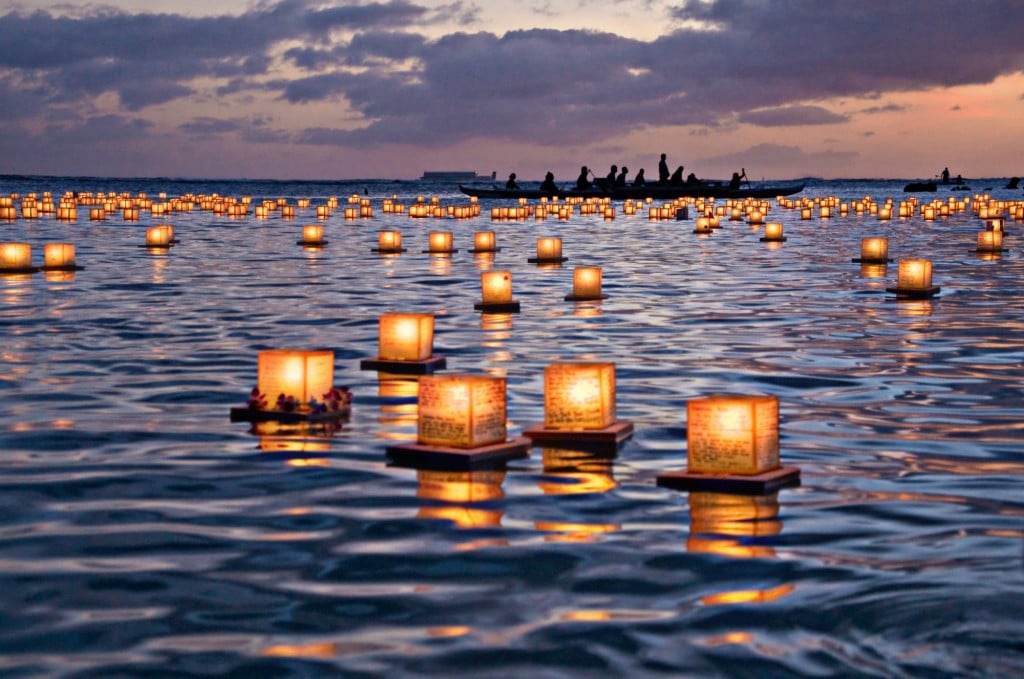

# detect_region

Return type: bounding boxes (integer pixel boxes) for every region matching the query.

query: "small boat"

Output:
[459,180,804,200]
[903,181,937,192]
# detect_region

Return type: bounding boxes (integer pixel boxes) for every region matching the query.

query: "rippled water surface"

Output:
[1,176,1022,678]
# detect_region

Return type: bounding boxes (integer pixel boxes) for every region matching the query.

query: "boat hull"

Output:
[459,182,804,200]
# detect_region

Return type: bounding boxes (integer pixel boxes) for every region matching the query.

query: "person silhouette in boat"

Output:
[729,168,748,190]
[505,172,518,189]
[658,153,670,184]
[576,166,592,190]
[539,171,558,194]
[633,168,646,187]
[669,165,685,184]
[940,167,950,183]
[686,171,701,185]
[604,165,618,187]
[615,166,629,186]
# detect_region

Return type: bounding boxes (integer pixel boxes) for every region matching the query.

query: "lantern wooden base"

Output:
[469,248,501,253]
[528,257,569,264]
[423,249,459,254]
[564,293,609,302]
[656,465,801,495]
[298,240,328,246]
[851,258,893,263]
[885,286,940,299]
[372,248,407,254]
[692,229,714,235]
[360,355,447,375]
[975,247,1007,253]
[40,265,85,272]
[386,436,531,470]
[230,405,350,424]
[523,420,634,453]
[474,301,521,313]
[0,266,39,274]
[759,237,787,242]
[138,244,172,249]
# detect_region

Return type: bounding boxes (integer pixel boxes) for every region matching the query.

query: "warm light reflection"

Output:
[416,469,505,528]
[538,448,617,495]
[261,642,338,658]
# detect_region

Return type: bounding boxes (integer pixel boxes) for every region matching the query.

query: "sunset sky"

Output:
[2,0,1023,181]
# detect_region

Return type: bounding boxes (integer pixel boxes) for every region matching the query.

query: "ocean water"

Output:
[0,175,1022,678]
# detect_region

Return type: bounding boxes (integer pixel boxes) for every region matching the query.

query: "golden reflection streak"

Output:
[262,642,338,658]
[416,470,506,530]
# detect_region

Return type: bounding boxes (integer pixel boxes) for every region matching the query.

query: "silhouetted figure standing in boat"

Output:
[633,168,646,187]
[658,153,670,184]
[941,167,950,184]
[576,166,592,190]
[605,165,618,185]
[616,166,629,186]
[540,171,557,194]
[1006,177,1021,190]
[669,165,685,184]
[506,172,518,189]
[729,168,748,190]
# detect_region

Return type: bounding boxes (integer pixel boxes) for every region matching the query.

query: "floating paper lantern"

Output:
[257,349,334,407]
[0,242,34,272]
[375,230,404,252]
[800,207,812,220]
[476,270,519,312]
[976,230,1004,253]
[427,231,455,253]
[854,237,890,263]
[694,217,713,234]
[760,223,785,242]
[0,206,16,220]
[471,230,497,253]
[985,217,1004,233]
[378,312,434,361]
[300,224,325,245]
[687,395,780,475]
[43,243,77,269]
[417,374,507,448]
[747,210,764,225]
[565,266,608,301]
[145,225,173,247]
[123,207,139,221]
[887,258,939,298]
[530,237,566,263]
[543,362,616,430]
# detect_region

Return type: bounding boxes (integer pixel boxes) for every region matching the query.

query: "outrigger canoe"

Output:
[459,181,804,200]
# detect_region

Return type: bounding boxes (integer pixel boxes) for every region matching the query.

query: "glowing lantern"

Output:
[476,270,519,312]
[145,225,173,247]
[43,243,77,269]
[0,242,34,271]
[417,374,507,448]
[530,237,566,263]
[427,231,455,253]
[471,230,497,253]
[879,207,892,220]
[299,224,325,245]
[543,362,616,430]
[855,237,890,263]
[378,312,434,361]
[565,266,607,301]
[760,223,785,242]
[687,395,779,475]
[257,349,334,407]
[819,205,831,219]
[800,207,812,220]
[886,258,939,298]
[747,210,764,225]
[976,230,1004,253]
[376,230,403,253]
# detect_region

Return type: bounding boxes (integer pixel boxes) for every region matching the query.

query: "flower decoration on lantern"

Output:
[230,349,351,424]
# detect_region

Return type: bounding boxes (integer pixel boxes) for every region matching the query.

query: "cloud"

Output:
[738,105,849,127]
[860,102,906,115]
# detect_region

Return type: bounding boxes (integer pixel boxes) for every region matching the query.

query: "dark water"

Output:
[1,175,1022,678]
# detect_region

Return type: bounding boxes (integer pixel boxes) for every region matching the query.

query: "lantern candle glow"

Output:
[475,270,520,312]
[976,230,1004,253]
[524,362,634,451]
[887,259,940,298]
[257,349,334,407]
[42,243,82,271]
[361,312,446,374]
[145,225,173,248]
[374,230,405,253]
[0,242,36,273]
[470,230,498,253]
[565,266,609,301]
[853,237,891,263]
[299,224,326,246]
[759,223,786,242]
[529,237,568,263]
[656,394,800,494]
[426,231,456,253]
